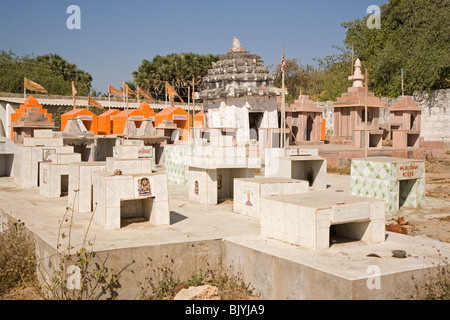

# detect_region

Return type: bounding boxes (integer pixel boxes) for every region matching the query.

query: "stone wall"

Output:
[317,88,450,147]
[413,89,450,147]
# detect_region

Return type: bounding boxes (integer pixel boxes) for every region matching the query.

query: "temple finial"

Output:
[230,37,246,53]
[348,58,364,88]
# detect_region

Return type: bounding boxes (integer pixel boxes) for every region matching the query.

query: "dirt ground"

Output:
[386,150,450,243]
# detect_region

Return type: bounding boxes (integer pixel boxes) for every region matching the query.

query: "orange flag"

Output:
[165,81,184,107]
[87,96,105,110]
[137,86,157,102]
[24,77,51,97]
[108,84,123,96]
[123,81,136,97]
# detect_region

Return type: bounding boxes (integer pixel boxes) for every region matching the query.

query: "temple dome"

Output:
[199,37,279,99]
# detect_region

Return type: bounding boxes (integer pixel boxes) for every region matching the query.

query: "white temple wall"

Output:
[204,95,278,144]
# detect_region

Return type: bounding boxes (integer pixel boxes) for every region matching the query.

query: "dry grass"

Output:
[0,220,41,299]
[136,259,259,300]
[327,164,351,175]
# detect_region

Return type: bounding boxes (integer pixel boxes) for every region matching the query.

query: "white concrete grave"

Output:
[265,148,327,188]
[260,189,385,250]
[92,171,169,229]
[185,135,261,205]
[39,152,82,198]
[233,177,309,219]
[14,143,75,188]
[107,144,153,174]
[68,161,106,214]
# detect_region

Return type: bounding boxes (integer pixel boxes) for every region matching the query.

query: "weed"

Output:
[39,191,122,300]
[413,250,450,300]
[0,219,38,297]
[136,257,258,300]
[327,164,351,175]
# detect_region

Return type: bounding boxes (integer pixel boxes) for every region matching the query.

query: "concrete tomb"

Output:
[13,136,75,188]
[91,144,169,229]
[186,135,261,205]
[264,148,327,188]
[233,177,309,219]
[39,152,82,198]
[350,157,425,211]
[92,170,169,229]
[0,133,14,177]
[107,145,152,175]
[260,189,386,250]
[68,161,106,214]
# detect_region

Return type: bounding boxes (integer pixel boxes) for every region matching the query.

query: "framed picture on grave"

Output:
[194,181,199,195]
[42,148,56,162]
[244,187,253,207]
[134,176,155,198]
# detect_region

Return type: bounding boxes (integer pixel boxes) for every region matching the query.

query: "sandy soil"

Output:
[386,151,450,243]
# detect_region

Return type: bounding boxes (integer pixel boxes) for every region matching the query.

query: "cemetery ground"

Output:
[1,151,449,300]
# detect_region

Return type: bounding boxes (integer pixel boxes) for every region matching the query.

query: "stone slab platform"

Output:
[0,175,449,299]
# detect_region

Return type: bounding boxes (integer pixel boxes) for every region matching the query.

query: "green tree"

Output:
[36,54,93,96]
[273,48,353,102]
[342,0,450,97]
[0,50,69,95]
[132,53,220,101]
[0,51,93,96]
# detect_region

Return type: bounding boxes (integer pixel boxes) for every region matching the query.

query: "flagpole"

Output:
[351,43,354,76]
[126,86,129,141]
[281,44,286,150]
[401,68,404,96]
[122,83,128,141]
[192,77,195,140]
[137,86,140,104]
[188,85,191,143]
[165,82,168,108]
[364,68,368,158]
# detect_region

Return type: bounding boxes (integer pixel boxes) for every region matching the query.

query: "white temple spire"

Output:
[348,58,364,88]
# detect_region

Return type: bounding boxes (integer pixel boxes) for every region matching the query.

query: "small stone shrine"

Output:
[330,59,384,148]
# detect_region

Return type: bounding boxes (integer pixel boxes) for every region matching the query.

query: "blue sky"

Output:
[0,0,387,92]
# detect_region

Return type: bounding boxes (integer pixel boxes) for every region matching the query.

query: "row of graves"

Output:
[177,38,426,250]
[4,38,428,236]
[1,38,445,300]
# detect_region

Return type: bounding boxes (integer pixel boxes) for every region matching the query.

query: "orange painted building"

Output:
[112,108,145,135]
[98,109,120,135]
[139,101,157,122]
[194,110,205,127]
[61,108,98,135]
[10,96,54,141]
[155,106,190,140]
